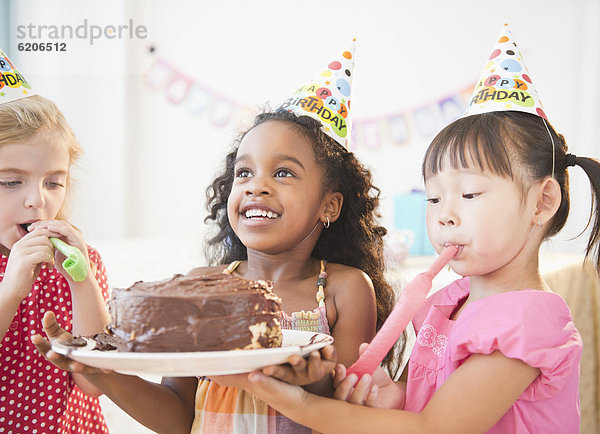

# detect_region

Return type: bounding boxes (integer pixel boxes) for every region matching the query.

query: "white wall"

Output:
[8,0,600,263]
[10,0,130,238]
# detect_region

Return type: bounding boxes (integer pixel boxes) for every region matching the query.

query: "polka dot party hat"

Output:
[0,48,36,105]
[279,39,355,150]
[464,24,547,120]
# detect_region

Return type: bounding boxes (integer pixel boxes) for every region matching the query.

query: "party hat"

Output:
[279,40,355,150]
[464,24,547,120]
[0,49,36,104]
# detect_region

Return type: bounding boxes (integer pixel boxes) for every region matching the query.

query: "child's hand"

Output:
[210,345,337,391]
[28,220,90,283]
[333,343,405,409]
[31,311,110,375]
[246,370,308,412]
[208,372,254,389]
[261,345,338,386]
[2,226,55,300]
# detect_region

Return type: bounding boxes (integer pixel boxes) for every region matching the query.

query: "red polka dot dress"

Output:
[0,247,109,433]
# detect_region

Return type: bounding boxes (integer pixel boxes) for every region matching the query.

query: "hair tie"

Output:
[565,153,577,168]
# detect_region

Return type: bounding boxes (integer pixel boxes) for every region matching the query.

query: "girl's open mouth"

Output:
[17,222,37,237]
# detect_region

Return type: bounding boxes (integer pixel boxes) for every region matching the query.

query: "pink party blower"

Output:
[346,245,459,378]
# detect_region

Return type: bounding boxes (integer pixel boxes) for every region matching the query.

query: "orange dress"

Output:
[191,260,330,433]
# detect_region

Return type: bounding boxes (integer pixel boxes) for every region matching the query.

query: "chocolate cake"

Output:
[61,333,118,351]
[108,273,283,352]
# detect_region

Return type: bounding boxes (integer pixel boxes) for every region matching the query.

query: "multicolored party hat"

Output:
[279,40,355,150]
[0,49,36,105]
[464,24,547,120]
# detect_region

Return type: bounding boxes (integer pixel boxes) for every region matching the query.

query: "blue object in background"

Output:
[393,190,435,255]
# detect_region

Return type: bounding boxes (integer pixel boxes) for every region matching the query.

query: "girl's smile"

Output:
[240,201,281,226]
[227,120,329,253]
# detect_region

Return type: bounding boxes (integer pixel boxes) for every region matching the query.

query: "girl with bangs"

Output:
[0,52,111,433]
[241,25,598,434]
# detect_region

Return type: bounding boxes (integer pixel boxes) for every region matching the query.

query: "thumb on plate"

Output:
[42,311,72,342]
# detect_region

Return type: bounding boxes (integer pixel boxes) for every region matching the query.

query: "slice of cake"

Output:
[107,273,283,352]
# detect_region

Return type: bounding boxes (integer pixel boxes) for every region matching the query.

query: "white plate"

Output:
[52,330,333,377]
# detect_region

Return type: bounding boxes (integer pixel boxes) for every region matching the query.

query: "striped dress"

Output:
[191,260,330,433]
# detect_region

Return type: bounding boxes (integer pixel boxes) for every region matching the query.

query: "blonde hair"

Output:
[0,95,81,219]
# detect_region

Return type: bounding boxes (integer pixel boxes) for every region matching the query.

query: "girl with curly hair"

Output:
[33,108,399,433]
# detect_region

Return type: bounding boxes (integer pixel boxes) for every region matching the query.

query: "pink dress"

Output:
[405,277,582,433]
[0,247,109,433]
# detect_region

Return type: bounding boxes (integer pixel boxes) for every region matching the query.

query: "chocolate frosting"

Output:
[108,273,283,352]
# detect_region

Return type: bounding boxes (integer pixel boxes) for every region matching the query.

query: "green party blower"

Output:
[50,238,88,282]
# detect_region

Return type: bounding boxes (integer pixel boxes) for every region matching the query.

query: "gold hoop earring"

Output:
[323,217,330,228]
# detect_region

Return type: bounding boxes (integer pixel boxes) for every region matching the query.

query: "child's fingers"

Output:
[358,342,369,355]
[306,351,337,382]
[28,219,68,233]
[247,371,306,405]
[348,373,373,405]
[333,363,347,388]
[31,333,52,354]
[305,351,323,380]
[30,334,77,371]
[261,364,290,380]
[289,354,307,370]
[16,229,55,249]
[289,354,309,378]
[365,385,379,407]
[24,226,59,240]
[22,250,55,267]
[6,240,55,279]
[320,344,337,362]
[34,220,85,249]
[333,372,358,401]
[15,232,56,260]
[28,220,87,254]
[29,228,68,251]
[32,333,107,374]
[262,356,305,383]
[247,371,281,400]
[41,311,72,342]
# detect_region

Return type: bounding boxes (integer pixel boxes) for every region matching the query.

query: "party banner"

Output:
[143,52,258,132]
[349,88,473,151]
[142,47,474,150]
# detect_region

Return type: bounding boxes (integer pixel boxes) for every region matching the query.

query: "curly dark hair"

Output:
[204,109,402,371]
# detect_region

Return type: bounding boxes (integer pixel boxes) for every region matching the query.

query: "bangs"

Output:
[422,114,514,180]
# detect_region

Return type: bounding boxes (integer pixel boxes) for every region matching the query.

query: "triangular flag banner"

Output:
[0,49,36,104]
[279,40,355,150]
[464,24,547,120]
